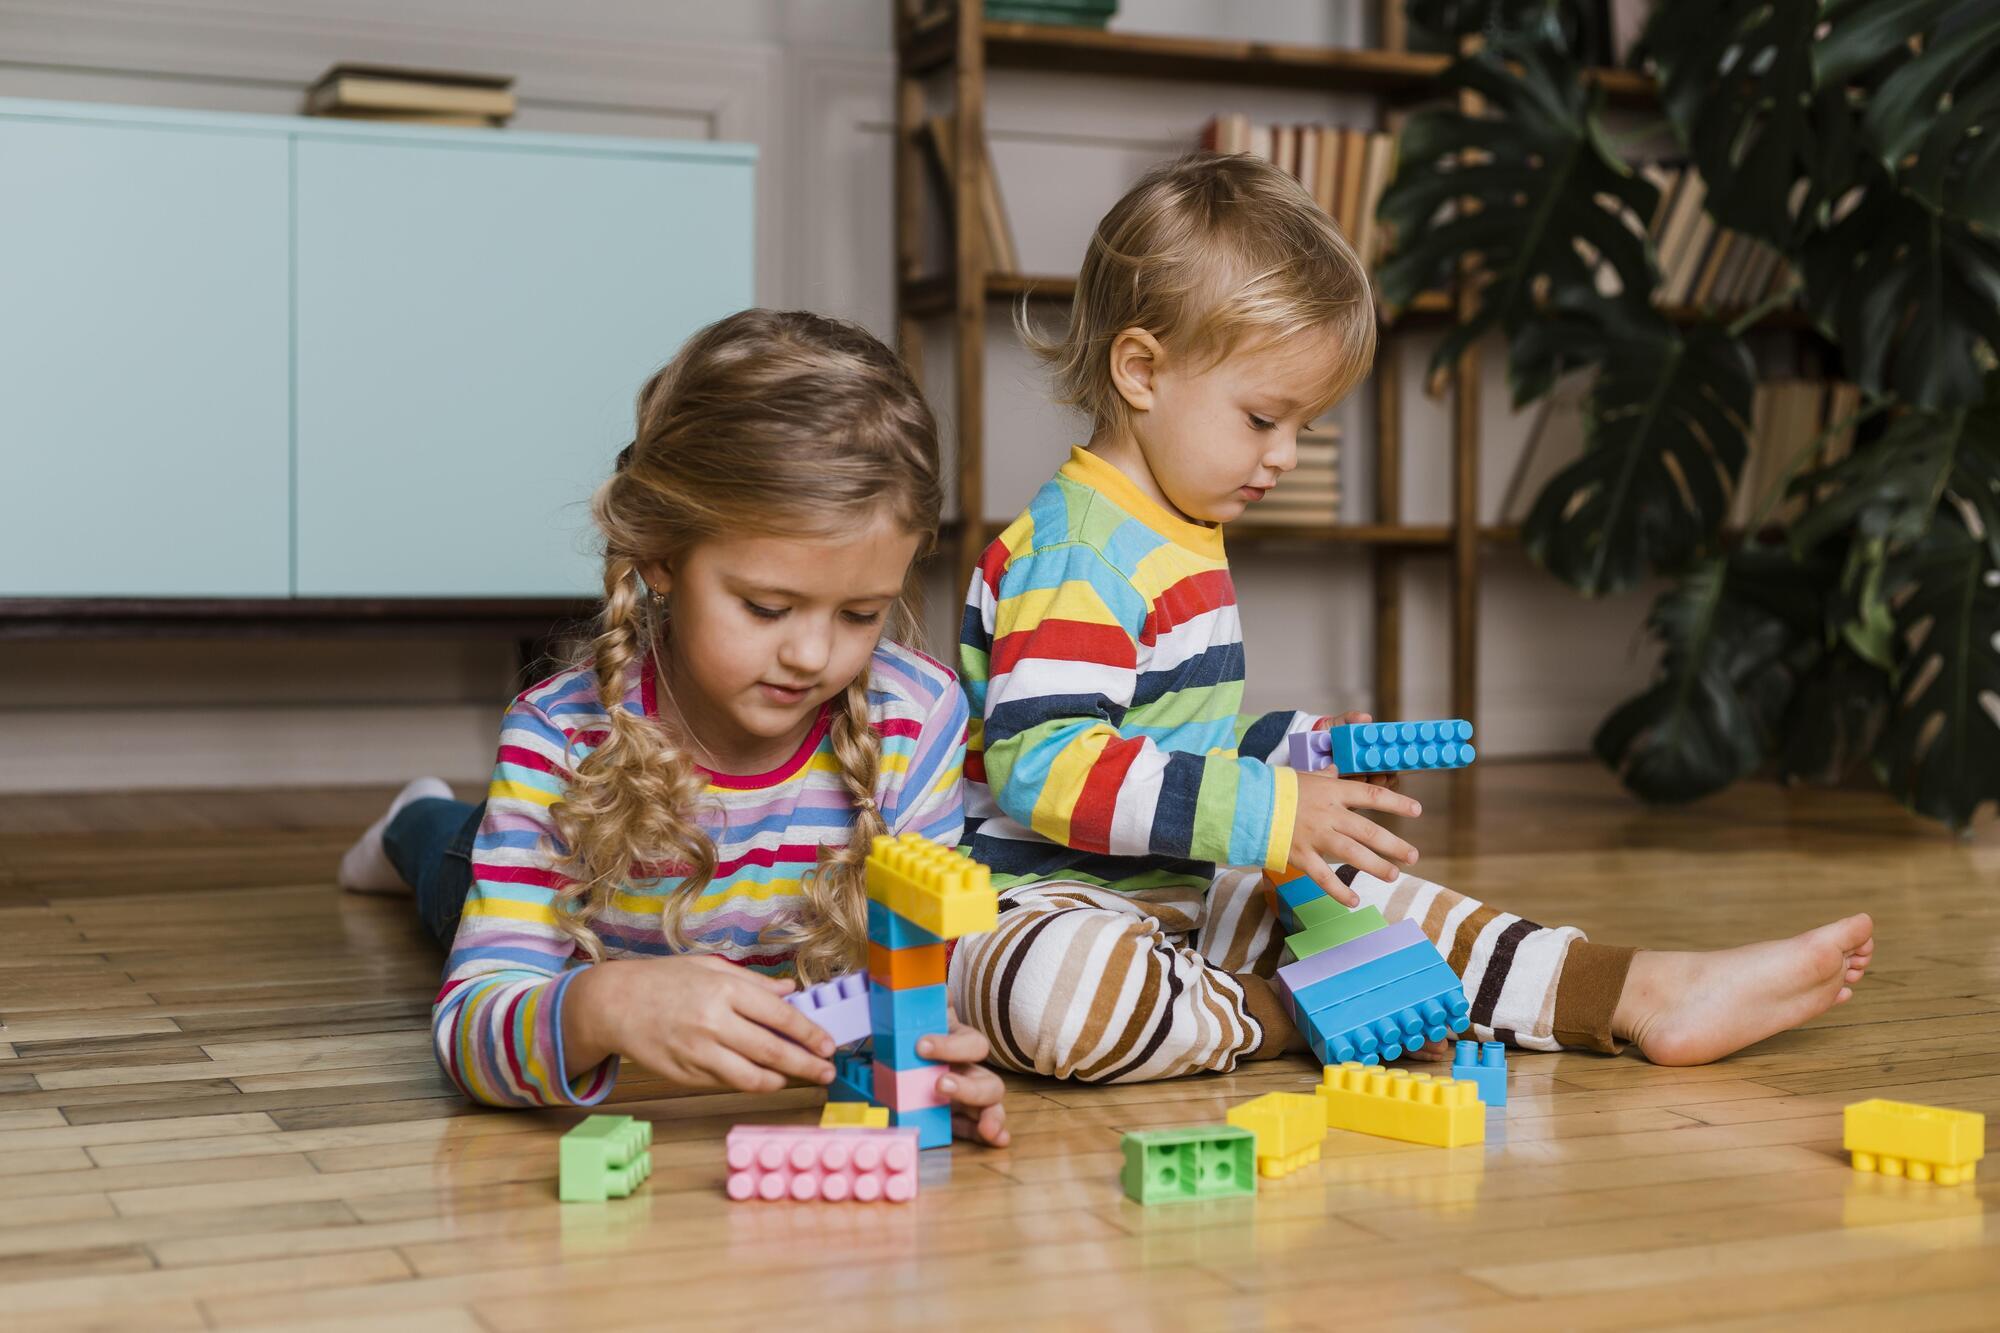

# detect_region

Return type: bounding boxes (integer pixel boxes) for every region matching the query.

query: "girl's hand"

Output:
[1312,712,1400,790]
[567,955,836,1093]
[1287,767,1422,903]
[918,1016,1009,1147]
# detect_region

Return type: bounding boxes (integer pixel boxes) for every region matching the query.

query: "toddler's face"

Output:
[1130,331,1339,525]
[647,511,920,773]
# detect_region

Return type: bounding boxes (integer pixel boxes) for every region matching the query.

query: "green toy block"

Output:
[1285,903,1390,960]
[1120,1125,1257,1205]
[559,1113,654,1203]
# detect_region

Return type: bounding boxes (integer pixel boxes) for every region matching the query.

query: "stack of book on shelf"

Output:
[1732,380,1862,530]
[1640,164,1795,310]
[1199,116,1397,264]
[303,64,515,128]
[919,116,1020,273]
[1498,377,1860,532]
[1236,427,1342,529]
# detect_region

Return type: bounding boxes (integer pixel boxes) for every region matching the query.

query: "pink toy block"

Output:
[723,1126,920,1203]
[871,1059,947,1112]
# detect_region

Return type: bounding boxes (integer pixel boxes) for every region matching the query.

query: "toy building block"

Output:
[724,1125,920,1202]
[1120,1125,1257,1205]
[1280,939,1454,1024]
[821,1102,891,1129]
[1285,901,1393,960]
[1317,1063,1484,1148]
[865,833,998,940]
[783,972,871,1047]
[867,939,947,990]
[1313,719,1475,775]
[1452,1041,1507,1109]
[868,982,948,1051]
[1298,965,1472,1066]
[829,1049,874,1103]
[1275,918,1429,999]
[1226,1092,1326,1179]
[891,1103,953,1149]
[1844,1099,1984,1185]
[872,1059,947,1112]
[867,897,943,949]
[559,1114,654,1203]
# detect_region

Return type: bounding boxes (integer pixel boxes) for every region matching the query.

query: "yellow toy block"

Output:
[1844,1099,1983,1185]
[1316,1063,1484,1149]
[821,1102,890,1129]
[1226,1091,1326,1179]
[864,833,997,941]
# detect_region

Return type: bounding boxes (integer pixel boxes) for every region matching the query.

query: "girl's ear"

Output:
[1107,328,1163,412]
[639,560,673,601]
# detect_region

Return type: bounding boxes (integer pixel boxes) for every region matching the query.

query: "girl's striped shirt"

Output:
[432,639,967,1108]
[958,446,1312,896]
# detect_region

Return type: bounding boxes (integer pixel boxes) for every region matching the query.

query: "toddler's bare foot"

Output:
[1613,914,1875,1066]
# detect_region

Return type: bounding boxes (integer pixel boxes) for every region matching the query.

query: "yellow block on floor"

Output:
[1226,1091,1325,1178]
[1844,1099,1983,1184]
[821,1102,890,1129]
[1317,1063,1484,1149]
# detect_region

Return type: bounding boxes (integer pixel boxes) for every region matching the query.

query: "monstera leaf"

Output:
[1594,553,1818,802]
[1817,0,2000,200]
[1872,510,2000,829]
[1778,639,1891,786]
[1375,40,1658,403]
[1790,377,2000,568]
[1649,0,1851,248]
[1523,320,1756,595]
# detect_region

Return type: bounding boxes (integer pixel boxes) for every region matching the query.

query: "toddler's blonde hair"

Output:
[1025,152,1376,434]
[549,308,941,983]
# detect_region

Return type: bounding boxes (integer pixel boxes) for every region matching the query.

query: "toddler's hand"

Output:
[1288,766,1422,903]
[577,955,836,1095]
[1312,712,1400,790]
[918,1016,1009,1147]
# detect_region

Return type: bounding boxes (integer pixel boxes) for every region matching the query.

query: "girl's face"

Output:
[646,510,922,774]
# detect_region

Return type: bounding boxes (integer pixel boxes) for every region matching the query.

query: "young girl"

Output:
[340,309,1008,1145]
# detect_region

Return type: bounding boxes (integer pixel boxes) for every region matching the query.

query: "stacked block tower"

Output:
[857,833,997,1148]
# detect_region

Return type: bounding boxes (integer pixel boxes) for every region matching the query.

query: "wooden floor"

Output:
[1,761,1996,1331]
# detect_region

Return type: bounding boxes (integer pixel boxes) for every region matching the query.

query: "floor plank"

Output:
[0,761,1993,1331]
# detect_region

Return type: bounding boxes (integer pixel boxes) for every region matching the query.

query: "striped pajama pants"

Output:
[947,864,1633,1084]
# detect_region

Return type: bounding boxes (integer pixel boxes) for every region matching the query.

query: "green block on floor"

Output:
[559,1113,653,1203]
[1120,1125,1257,1205]
[1285,903,1390,960]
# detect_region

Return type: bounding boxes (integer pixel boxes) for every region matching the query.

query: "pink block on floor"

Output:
[723,1126,920,1203]
[871,1059,948,1112]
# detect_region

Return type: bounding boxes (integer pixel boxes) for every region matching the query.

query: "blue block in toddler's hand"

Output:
[1291,720,1476,775]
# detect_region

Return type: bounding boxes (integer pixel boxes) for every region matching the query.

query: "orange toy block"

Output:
[867,939,947,990]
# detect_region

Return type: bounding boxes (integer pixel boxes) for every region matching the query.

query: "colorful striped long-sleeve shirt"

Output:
[432,639,967,1108]
[959,446,1315,895]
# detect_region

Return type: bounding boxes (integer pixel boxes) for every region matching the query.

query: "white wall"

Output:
[0,0,1655,792]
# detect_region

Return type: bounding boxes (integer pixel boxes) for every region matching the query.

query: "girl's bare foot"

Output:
[1612,914,1876,1066]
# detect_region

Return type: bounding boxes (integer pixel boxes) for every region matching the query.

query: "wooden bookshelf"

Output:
[891,1,1667,724]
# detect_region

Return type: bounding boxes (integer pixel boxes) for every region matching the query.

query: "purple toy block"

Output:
[1289,730,1333,772]
[1275,918,1428,995]
[784,972,871,1047]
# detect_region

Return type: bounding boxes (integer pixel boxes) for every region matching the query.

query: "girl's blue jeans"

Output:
[383,797,484,948]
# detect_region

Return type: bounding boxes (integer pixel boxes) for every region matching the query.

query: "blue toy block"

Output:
[1280,940,1451,1024]
[869,981,948,1036]
[1452,1040,1507,1108]
[829,1049,874,1103]
[1273,875,1325,913]
[783,971,871,1048]
[866,898,942,949]
[1299,964,1472,1066]
[869,1025,936,1071]
[1325,720,1475,775]
[891,1103,953,1150]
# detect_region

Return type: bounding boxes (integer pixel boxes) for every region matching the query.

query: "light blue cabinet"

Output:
[0,99,755,600]
[294,136,753,596]
[0,115,291,596]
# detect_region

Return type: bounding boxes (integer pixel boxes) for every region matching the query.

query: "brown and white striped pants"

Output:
[947,864,1633,1084]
